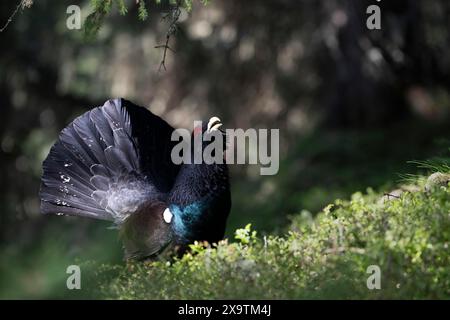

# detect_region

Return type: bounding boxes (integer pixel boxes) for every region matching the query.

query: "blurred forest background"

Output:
[0,0,449,298]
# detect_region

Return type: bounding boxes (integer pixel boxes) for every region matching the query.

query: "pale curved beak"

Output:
[207,116,223,132]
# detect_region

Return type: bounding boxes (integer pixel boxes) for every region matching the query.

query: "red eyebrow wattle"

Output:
[193,125,202,136]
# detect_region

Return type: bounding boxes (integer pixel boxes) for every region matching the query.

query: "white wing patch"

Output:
[163,208,173,224]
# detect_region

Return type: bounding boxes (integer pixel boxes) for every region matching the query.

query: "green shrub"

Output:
[90,178,450,299]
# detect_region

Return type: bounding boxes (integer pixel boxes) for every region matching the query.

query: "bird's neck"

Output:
[168,162,229,241]
[169,200,209,240]
[169,162,228,205]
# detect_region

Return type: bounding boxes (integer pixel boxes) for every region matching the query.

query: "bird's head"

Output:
[191,116,227,161]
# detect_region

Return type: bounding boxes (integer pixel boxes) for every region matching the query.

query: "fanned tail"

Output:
[40,98,166,223]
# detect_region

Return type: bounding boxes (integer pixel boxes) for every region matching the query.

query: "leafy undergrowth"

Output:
[88,173,450,299]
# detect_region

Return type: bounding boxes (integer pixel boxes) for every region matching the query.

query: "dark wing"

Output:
[119,201,173,260]
[39,98,180,224]
[121,99,180,193]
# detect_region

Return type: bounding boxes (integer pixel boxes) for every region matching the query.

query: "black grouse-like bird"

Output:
[40,98,231,260]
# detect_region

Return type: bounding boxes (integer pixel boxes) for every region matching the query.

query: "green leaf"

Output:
[138,0,148,21]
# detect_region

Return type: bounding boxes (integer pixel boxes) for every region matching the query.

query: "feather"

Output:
[40,98,180,225]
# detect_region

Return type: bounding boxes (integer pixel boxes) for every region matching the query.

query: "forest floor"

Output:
[92,169,450,299]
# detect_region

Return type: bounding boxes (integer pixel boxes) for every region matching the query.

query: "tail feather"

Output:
[40,98,174,224]
[72,114,108,165]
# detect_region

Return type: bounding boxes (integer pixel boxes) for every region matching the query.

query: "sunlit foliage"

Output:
[92,173,450,299]
[84,0,209,39]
